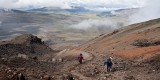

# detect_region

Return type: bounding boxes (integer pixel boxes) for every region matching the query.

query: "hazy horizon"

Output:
[0,0,144,9]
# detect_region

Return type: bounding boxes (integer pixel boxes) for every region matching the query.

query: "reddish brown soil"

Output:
[61,18,160,80]
[77,18,160,59]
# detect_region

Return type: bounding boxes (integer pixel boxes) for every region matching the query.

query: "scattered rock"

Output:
[32,56,38,60]
[124,76,135,80]
[17,73,26,80]
[66,74,74,80]
[58,58,63,62]
[43,75,51,80]
[52,58,56,62]
[132,39,160,47]
[17,54,29,59]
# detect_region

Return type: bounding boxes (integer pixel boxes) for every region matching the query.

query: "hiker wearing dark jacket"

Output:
[104,57,113,72]
[78,53,83,64]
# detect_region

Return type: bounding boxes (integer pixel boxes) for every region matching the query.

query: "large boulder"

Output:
[10,34,43,45]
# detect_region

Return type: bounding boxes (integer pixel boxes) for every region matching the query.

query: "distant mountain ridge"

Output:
[25,6,137,15]
[0,6,138,17]
[26,6,91,14]
[0,9,27,13]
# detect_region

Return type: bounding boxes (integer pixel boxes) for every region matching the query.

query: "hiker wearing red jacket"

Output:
[78,53,83,64]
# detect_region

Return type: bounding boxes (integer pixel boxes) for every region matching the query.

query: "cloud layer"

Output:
[0,0,144,9]
[69,19,125,34]
[129,0,160,24]
[1,0,160,26]
[70,19,117,30]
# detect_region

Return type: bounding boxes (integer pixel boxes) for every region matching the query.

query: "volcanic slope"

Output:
[61,18,160,80]
[0,18,160,80]
[75,18,160,59]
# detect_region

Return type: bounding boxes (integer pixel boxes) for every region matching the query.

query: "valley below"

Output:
[0,9,130,50]
[0,9,160,80]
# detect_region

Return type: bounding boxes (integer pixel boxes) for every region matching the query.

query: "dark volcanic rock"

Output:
[10,34,44,45]
[132,39,160,47]
[0,34,56,58]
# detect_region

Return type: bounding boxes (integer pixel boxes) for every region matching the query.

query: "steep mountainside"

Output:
[56,18,160,80]
[75,18,160,59]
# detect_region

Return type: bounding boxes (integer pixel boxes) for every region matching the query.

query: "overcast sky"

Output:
[0,0,145,9]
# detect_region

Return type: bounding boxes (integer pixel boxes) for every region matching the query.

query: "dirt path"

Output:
[58,50,131,80]
[71,70,93,80]
[66,51,125,80]
[68,50,94,80]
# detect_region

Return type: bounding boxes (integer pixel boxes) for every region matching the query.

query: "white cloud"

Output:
[0,0,72,9]
[0,0,18,9]
[70,19,118,30]
[0,0,145,9]
[129,0,160,24]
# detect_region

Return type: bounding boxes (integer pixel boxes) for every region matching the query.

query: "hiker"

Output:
[104,57,113,72]
[77,53,83,64]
